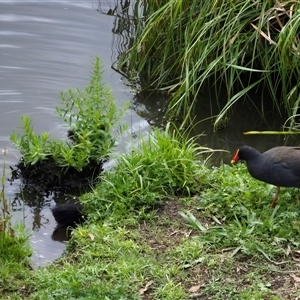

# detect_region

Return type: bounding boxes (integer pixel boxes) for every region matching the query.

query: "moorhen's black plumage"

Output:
[231,145,300,207]
[51,203,85,233]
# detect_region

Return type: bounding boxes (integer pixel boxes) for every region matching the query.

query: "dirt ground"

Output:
[138,199,300,300]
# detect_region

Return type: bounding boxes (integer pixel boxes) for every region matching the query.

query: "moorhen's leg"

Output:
[271,186,280,208]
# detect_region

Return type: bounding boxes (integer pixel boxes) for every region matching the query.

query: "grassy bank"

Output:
[2,127,300,299]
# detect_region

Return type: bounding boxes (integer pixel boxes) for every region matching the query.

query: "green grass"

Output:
[181,163,300,260]
[23,224,189,300]
[0,228,31,292]
[3,128,300,299]
[81,124,214,223]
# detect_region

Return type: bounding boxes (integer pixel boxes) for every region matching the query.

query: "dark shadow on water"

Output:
[51,203,85,234]
[12,188,81,231]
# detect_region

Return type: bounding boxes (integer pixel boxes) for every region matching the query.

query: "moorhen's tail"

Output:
[51,203,85,233]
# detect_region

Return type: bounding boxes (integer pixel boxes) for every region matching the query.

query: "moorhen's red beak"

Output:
[231,149,240,164]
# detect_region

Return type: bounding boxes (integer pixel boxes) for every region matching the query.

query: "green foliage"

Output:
[0,151,31,293]
[120,0,300,127]
[10,116,52,165]
[0,228,31,265]
[180,163,300,260]
[10,57,128,171]
[25,224,188,300]
[81,124,213,221]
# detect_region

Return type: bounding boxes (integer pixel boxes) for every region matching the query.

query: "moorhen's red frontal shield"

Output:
[231,145,300,207]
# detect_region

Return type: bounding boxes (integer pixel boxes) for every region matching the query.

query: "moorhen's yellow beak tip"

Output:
[230,159,235,164]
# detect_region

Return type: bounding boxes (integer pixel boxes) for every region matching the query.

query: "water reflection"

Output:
[51,228,72,242]
[9,186,79,268]
[98,0,143,77]
[97,0,131,16]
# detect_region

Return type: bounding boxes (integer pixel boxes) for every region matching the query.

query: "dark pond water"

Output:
[0,0,298,268]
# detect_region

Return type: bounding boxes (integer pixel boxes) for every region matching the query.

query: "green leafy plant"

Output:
[10,57,128,172]
[10,116,52,166]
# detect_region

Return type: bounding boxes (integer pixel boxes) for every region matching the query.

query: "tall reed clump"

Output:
[10,57,128,172]
[119,0,300,128]
[81,123,214,222]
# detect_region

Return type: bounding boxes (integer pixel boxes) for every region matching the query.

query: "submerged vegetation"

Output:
[119,0,300,127]
[10,57,128,191]
[3,127,300,298]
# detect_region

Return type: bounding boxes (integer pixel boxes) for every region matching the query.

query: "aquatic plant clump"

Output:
[10,57,128,192]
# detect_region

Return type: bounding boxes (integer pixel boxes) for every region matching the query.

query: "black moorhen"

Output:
[51,203,85,233]
[231,145,300,207]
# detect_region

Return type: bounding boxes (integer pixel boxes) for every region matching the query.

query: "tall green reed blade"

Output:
[120,0,300,128]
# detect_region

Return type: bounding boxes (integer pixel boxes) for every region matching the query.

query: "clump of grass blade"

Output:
[81,123,214,222]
